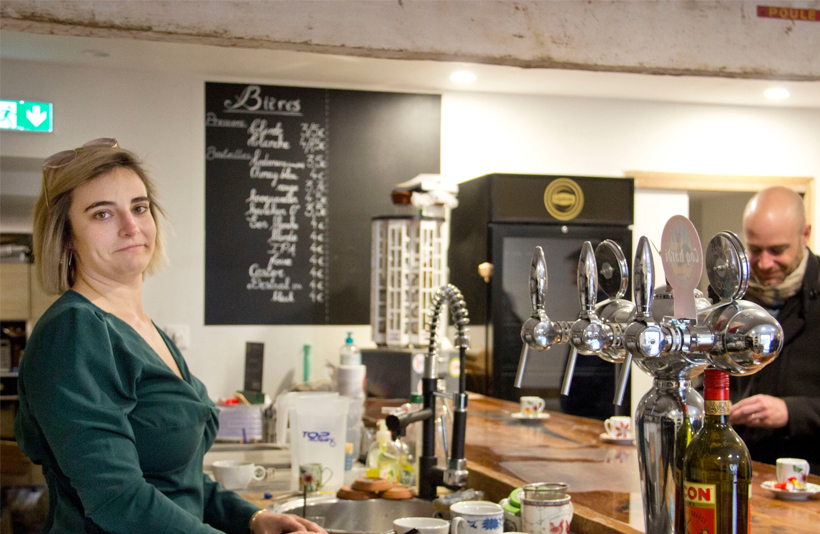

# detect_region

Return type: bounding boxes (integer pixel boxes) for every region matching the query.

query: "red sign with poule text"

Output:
[757,5,820,22]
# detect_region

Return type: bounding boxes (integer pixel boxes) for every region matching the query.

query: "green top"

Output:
[15,291,259,534]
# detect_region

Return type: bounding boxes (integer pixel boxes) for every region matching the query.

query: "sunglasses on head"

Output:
[42,138,119,208]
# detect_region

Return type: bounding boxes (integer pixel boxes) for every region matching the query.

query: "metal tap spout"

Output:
[414,284,471,500]
[516,246,567,388]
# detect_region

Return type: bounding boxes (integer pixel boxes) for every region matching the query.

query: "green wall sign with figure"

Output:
[0,99,53,132]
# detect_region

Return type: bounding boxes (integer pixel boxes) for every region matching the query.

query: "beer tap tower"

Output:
[515,216,784,534]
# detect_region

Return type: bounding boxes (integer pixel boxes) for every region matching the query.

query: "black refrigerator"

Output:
[449,173,634,419]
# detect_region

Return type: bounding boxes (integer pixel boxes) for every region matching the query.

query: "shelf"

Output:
[0,395,19,401]
[1,371,19,377]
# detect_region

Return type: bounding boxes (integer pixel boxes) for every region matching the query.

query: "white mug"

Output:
[604,416,632,438]
[211,460,266,490]
[520,396,546,417]
[299,462,333,492]
[776,457,810,486]
[450,501,504,534]
[521,499,573,534]
[393,517,449,534]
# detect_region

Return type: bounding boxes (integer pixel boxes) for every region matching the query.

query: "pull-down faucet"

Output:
[386,283,470,500]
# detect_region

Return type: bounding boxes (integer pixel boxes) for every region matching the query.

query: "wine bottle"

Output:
[682,369,752,534]
[674,403,694,534]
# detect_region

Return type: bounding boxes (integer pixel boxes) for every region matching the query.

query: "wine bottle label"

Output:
[704,399,731,415]
[683,481,716,534]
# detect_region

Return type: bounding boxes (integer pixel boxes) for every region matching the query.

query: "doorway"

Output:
[687,190,755,294]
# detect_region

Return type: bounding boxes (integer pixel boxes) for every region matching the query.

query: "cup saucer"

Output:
[760,480,820,501]
[511,411,550,422]
[599,433,635,445]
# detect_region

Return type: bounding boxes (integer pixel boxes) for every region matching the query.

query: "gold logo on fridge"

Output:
[544,178,584,221]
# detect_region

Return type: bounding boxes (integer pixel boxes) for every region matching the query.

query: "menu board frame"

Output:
[204,82,441,325]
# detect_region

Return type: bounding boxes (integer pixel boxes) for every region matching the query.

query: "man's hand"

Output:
[252,512,327,534]
[729,394,789,428]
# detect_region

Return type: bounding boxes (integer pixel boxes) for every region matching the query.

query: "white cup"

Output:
[521,499,573,534]
[776,458,810,486]
[604,416,632,438]
[450,501,504,534]
[520,396,546,417]
[211,460,266,490]
[393,517,449,534]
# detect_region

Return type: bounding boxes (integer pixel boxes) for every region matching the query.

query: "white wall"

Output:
[3,58,820,400]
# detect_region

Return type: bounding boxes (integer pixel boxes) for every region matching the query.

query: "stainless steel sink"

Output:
[270,493,437,534]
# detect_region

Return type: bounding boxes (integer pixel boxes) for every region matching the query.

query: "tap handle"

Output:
[578,241,598,318]
[595,239,629,299]
[560,346,579,396]
[530,246,549,317]
[633,236,655,319]
[613,352,632,406]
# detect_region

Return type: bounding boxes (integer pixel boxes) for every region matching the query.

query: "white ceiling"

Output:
[2,30,820,109]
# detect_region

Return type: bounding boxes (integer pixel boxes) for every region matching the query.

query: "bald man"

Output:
[729,186,820,473]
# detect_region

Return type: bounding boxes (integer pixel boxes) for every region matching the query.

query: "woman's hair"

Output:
[32,144,168,294]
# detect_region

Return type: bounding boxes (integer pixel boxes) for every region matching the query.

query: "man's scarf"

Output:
[746,248,809,306]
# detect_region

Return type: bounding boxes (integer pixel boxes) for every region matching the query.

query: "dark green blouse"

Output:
[15,291,259,533]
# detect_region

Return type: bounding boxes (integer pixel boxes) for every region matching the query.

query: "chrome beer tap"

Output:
[629,230,710,534]
[517,241,632,393]
[514,216,784,534]
[700,231,782,375]
[514,246,570,388]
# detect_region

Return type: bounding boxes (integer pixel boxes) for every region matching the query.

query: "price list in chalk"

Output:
[204,82,330,325]
[302,123,328,305]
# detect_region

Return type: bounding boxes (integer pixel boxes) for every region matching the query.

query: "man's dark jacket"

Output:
[730,249,820,474]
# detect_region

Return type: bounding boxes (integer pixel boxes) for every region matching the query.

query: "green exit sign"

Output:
[0,99,53,132]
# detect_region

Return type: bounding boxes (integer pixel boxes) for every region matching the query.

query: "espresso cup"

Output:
[604,416,632,438]
[520,396,546,417]
[776,458,810,486]
[451,501,504,534]
[393,517,449,534]
[211,460,266,490]
[299,462,333,492]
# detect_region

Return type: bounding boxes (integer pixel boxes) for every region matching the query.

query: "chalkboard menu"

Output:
[205,82,441,325]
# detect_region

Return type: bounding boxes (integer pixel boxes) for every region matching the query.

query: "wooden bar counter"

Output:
[460,394,820,534]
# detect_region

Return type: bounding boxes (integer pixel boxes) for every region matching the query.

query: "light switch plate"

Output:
[164,324,190,350]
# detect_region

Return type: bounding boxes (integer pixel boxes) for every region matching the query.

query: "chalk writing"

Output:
[207,83,329,321]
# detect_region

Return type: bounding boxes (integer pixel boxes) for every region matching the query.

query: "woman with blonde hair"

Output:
[16,139,324,534]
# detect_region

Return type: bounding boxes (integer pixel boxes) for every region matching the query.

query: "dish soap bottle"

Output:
[340,332,361,365]
[395,432,416,487]
[366,420,399,483]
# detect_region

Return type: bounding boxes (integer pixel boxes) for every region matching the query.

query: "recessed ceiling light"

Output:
[764,88,790,100]
[450,71,476,83]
